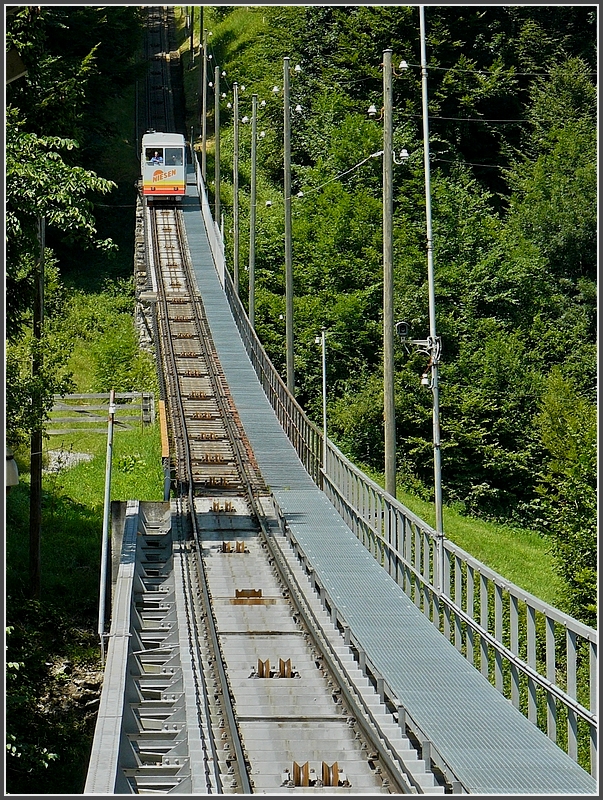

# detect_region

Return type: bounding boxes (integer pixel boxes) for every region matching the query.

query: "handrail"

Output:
[194,152,597,778]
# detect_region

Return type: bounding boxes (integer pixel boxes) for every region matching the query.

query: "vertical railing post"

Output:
[527,606,537,723]
[589,639,597,778]
[509,595,520,707]
[566,628,578,761]
[545,616,557,742]
[98,388,116,665]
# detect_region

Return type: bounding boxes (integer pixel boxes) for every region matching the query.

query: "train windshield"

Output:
[165,147,183,166]
[146,148,164,164]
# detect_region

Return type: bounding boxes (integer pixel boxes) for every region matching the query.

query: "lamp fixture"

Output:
[393,148,410,164]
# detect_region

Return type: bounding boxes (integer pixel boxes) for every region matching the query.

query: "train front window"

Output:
[165,148,183,166]
[146,148,164,164]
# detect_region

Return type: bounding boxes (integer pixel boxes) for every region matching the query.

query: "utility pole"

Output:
[201,31,207,181]
[283,57,294,394]
[419,6,445,594]
[382,49,396,499]
[214,65,220,223]
[249,93,257,326]
[189,6,194,64]
[29,215,44,599]
[233,81,240,296]
[197,9,204,146]
[320,327,327,471]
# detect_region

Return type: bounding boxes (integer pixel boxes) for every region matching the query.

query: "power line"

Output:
[399,110,594,124]
[293,150,383,199]
[398,61,597,78]
[399,111,531,124]
[433,157,508,170]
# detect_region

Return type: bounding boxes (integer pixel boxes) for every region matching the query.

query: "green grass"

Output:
[7,424,163,606]
[64,341,97,391]
[45,425,164,506]
[5,419,163,795]
[360,468,563,608]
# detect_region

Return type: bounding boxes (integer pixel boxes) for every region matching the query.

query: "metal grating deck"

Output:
[180,196,597,795]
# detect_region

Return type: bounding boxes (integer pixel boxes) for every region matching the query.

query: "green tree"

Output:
[207,5,596,529]
[505,59,596,281]
[534,369,596,625]
[5,110,116,446]
[6,108,116,335]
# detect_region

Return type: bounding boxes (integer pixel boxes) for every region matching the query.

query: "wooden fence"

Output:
[48,392,155,435]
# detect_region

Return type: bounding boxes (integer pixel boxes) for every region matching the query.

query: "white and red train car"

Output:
[141,131,186,200]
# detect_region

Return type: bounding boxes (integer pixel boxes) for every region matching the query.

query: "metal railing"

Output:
[194,154,598,777]
[195,165,225,286]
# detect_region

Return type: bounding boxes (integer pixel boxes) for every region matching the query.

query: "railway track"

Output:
[137,202,446,794]
[87,8,598,795]
[145,6,176,133]
[103,8,446,794]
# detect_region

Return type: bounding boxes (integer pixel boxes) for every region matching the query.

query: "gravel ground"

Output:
[44,449,94,473]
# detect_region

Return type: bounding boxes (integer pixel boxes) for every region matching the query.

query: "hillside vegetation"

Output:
[3,6,596,794]
[185,6,596,627]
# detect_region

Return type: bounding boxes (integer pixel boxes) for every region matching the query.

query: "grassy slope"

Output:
[396,485,562,605]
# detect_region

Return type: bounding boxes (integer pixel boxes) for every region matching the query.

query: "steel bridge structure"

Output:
[85,6,597,795]
[84,150,597,796]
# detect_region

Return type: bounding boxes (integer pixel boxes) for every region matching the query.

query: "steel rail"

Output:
[152,207,222,792]
[173,498,216,790]
[153,205,252,793]
[255,508,428,795]
[171,208,253,794]
[166,214,439,794]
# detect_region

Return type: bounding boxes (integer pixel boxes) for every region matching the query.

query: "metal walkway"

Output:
[176,188,596,795]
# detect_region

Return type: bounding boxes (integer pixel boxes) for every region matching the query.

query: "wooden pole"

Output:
[29,216,45,599]
[233,82,240,295]
[284,57,294,394]
[383,49,396,498]
[249,94,257,326]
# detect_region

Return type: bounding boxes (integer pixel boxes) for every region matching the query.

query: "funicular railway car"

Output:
[141,131,186,200]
